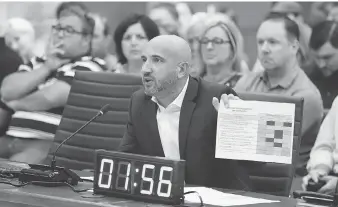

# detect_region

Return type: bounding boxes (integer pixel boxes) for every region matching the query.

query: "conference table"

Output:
[0,161,326,207]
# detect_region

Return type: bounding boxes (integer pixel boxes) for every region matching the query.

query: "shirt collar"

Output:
[151,76,190,109]
[260,67,300,89]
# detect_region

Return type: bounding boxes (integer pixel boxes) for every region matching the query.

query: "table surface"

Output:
[0,161,326,207]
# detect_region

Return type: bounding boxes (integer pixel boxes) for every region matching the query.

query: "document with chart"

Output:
[215,99,295,164]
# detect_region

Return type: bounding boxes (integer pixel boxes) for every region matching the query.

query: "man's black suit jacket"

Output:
[119,76,252,190]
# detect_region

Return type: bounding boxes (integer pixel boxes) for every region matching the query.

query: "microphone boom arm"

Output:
[51,111,104,169]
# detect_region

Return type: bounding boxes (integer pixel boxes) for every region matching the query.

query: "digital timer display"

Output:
[93,150,186,205]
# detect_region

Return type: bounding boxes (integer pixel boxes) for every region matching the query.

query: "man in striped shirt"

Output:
[0,6,105,163]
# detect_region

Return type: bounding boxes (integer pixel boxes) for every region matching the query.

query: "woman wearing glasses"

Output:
[113,14,160,75]
[196,14,248,88]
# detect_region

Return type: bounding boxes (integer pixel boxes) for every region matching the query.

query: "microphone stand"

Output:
[18,105,111,187]
[51,111,104,170]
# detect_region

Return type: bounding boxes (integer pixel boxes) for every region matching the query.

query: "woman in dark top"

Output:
[113,14,160,75]
[196,13,248,88]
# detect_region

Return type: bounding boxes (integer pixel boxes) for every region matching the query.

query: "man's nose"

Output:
[141,61,152,74]
[260,42,270,53]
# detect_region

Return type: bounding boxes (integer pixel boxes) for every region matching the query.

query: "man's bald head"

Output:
[147,35,192,66]
[141,35,191,98]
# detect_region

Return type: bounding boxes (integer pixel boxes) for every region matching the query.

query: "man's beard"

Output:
[144,73,178,96]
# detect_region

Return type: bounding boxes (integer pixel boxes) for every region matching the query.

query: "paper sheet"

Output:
[81,176,94,181]
[184,187,279,206]
[215,99,295,164]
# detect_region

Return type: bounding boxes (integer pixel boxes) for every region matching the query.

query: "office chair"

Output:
[44,71,142,170]
[237,92,304,197]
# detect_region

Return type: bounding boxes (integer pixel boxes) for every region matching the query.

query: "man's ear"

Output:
[291,39,300,54]
[177,62,189,78]
[82,35,92,47]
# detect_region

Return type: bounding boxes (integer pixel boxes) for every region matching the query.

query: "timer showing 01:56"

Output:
[97,158,174,197]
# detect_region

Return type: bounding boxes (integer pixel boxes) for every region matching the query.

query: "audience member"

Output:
[91,13,118,72]
[328,5,338,22]
[234,14,324,176]
[113,14,160,74]
[308,21,338,109]
[308,2,338,28]
[119,34,251,190]
[302,96,338,194]
[253,3,312,73]
[197,14,248,88]
[148,2,180,36]
[274,3,312,62]
[185,12,207,77]
[0,6,105,164]
[4,18,36,63]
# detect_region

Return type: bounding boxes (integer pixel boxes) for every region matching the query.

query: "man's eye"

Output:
[141,57,147,62]
[65,27,76,34]
[153,57,161,63]
[268,40,277,44]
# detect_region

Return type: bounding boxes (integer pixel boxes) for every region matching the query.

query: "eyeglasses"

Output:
[199,38,230,45]
[52,25,87,37]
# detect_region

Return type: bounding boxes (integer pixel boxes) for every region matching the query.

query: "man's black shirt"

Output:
[310,69,338,109]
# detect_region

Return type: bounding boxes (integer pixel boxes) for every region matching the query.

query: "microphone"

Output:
[18,104,112,187]
[51,104,112,169]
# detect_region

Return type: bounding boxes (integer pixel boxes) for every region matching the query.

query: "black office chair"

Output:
[237,92,304,197]
[44,71,142,170]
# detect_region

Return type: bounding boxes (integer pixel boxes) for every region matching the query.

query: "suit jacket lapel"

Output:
[142,98,165,157]
[179,77,198,159]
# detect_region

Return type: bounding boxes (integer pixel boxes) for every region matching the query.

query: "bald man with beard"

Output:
[119,35,252,190]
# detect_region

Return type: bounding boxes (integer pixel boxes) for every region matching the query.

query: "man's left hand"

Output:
[318,176,338,195]
[212,94,240,112]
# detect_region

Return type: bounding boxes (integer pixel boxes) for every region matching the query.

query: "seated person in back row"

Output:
[306,20,338,109]
[302,96,338,195]
[0,5,105,164]
[234,14,323,176]
[118,35,252,190]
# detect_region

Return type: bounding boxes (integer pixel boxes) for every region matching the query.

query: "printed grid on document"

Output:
[256,116,293,156]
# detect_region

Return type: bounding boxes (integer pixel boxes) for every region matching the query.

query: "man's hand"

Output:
[302,166,331,191]
[318,176,338,195]
[44,41,70,72]
[212,94,240,112]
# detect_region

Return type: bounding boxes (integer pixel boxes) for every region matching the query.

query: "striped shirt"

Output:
[6,56,106,140]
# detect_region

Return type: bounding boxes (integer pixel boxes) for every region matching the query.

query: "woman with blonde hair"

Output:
[197,13,248,87]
